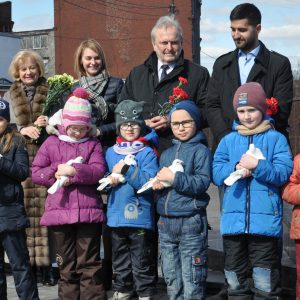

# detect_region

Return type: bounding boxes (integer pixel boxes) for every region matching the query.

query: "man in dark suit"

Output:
[206,3,293,151]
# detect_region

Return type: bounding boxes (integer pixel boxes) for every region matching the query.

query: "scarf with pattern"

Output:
[79,70,108,121]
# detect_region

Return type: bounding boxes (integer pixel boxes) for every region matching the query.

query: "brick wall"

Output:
[54,0,194,79]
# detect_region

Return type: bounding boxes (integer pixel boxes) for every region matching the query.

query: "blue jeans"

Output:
[158,212,208,300]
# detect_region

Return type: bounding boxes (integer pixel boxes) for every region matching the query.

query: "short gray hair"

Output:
[151,15,183,43]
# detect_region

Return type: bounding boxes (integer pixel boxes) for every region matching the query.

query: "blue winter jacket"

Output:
[106,128,159,230]
[213,118,293,237]
[156,131,211,217]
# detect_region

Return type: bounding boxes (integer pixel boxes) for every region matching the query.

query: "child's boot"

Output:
[112,291,133,300]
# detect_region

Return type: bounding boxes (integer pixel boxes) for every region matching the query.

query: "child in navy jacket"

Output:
[0,98,38,299]
[153,100,211,300]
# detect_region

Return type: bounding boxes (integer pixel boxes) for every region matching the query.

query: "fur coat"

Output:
[4,77,50,267]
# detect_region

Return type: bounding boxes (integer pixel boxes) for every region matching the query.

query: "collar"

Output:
[157,60,176,72]
[238,43,260,58]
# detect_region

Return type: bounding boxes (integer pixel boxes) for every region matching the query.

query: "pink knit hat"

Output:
[233,82,267,114]
[62,87,91,129]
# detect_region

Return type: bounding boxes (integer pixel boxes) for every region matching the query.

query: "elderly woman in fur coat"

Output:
[3,50,55,285]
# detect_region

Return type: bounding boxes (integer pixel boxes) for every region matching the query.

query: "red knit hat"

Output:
[233,82,267,114]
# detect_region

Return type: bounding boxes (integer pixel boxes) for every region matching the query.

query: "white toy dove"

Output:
[137,159,184,194]
[48,156,84,194]
[97,154,136,191]
[224,143,265,186]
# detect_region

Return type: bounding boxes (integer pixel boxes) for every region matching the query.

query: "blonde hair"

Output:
[0,125,24,154]
[8,50,45,80]
[74,39,108,78]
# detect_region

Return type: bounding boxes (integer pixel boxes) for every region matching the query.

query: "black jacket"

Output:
[119,51,210,152]
[0,133,29,232]
[206,41,293,149]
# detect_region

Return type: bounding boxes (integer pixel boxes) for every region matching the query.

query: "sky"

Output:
[9,0,300,74]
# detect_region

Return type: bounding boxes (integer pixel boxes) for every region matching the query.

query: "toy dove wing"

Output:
[137,159,184,194]
[224,143,265,186]
[97,154,136,191]
[48,156,84,194]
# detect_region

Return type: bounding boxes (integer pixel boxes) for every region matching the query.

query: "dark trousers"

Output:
[223,234,281,299]
[0,229,39,300]
[111,227,156,297]
[51,223,106,300]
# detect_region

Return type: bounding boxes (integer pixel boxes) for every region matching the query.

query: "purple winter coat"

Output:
[32,135,106,226]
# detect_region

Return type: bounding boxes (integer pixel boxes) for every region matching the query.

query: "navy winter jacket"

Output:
[0,134,29,231]
[156,131,211,217]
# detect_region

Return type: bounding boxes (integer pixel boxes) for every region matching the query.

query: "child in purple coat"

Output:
[32,88,107,299]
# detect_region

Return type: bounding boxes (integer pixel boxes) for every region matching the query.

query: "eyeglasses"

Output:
[120,123,140,130]
[68,127,89,134]
[170,119,194,129]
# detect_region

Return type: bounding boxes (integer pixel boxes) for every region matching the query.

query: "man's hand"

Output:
[145,115,169,131]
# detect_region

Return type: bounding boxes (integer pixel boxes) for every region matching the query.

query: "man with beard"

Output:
[206,3,293,300]
[206,3,293,152]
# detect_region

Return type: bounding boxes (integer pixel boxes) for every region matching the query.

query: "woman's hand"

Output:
[20,126,41,139]
[34,115,48,127]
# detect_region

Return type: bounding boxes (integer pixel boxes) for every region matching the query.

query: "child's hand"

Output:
[112,161,125,174]
[156,167,175,184]
[109,175,120,187]
[152,179,164,190]
[236,163,252,178]
[57,164,76,177]
[239,154,258,170]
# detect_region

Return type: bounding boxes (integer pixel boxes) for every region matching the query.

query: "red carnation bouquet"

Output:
[265,97,279,116]
[158,76,189,116]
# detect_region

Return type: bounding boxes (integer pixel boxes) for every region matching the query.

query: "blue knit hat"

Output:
[168,100,201,130]
[0,98,10,122]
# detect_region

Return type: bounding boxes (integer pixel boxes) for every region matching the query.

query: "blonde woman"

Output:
[3,50,54,285]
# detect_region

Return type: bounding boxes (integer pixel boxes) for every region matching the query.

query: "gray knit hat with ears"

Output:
[115,100,146,133]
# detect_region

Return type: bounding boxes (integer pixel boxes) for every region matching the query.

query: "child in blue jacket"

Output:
[213,82,293,299]
[153,100,211,300]
[105,100,159,300]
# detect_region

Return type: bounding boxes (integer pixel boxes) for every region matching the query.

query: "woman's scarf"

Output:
[236,120,273,136]
[79,70,108,121]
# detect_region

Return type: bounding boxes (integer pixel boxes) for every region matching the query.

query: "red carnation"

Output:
[178,76,188,85]
[266,97,279,116]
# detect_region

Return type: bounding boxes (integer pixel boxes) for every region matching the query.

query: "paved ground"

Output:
[6,184,296,299]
